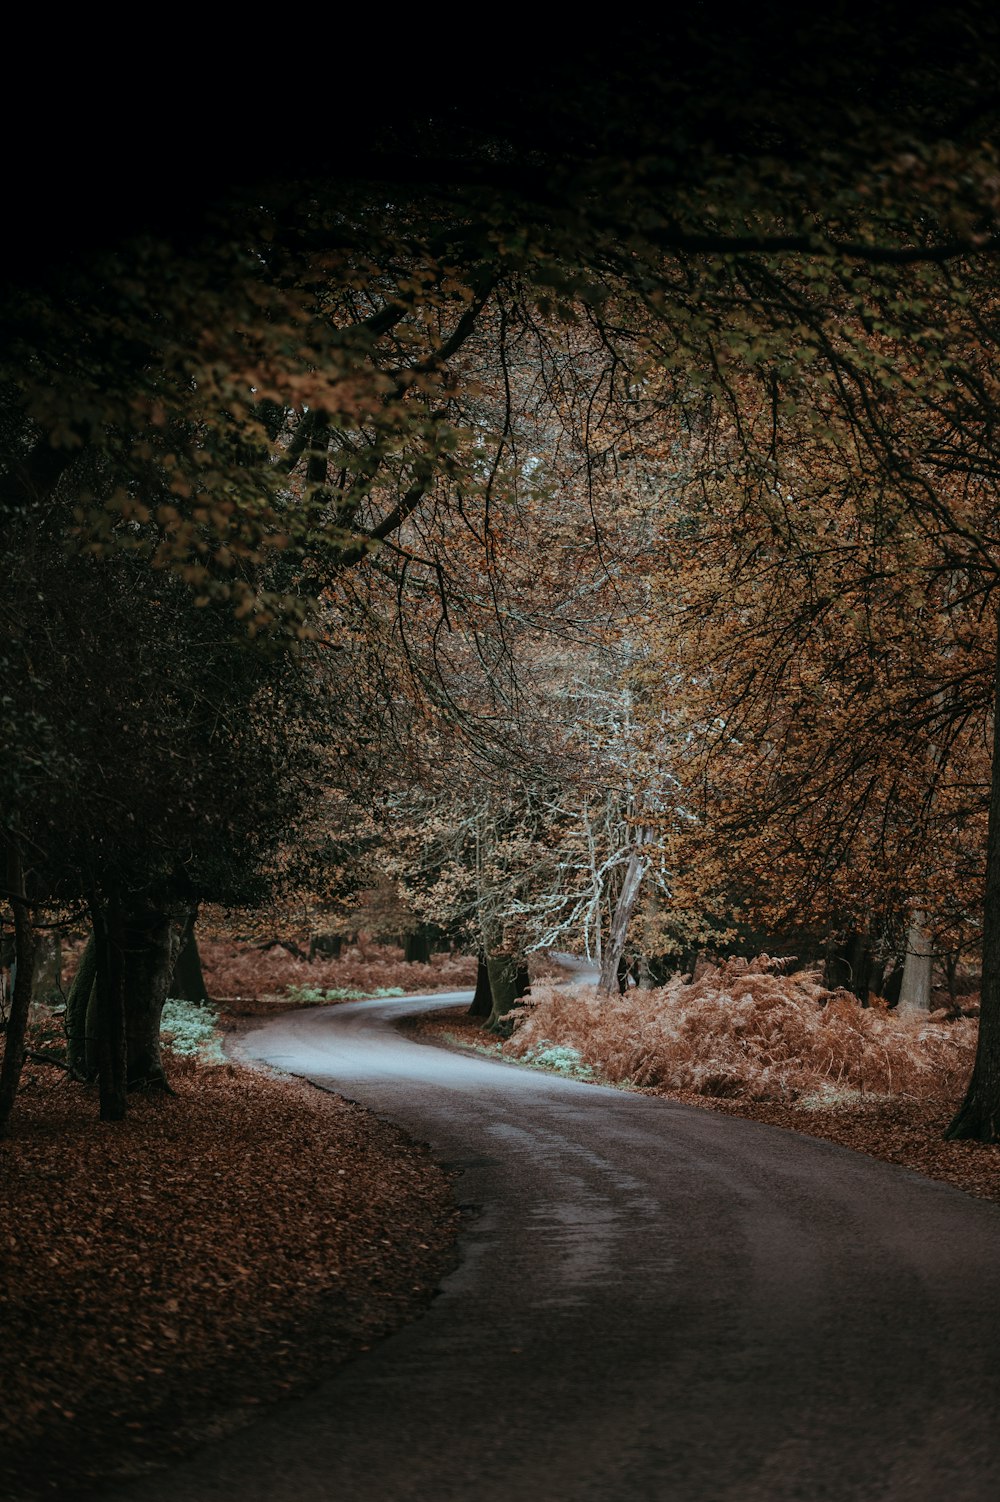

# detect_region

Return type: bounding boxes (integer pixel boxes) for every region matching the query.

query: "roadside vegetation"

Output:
[505,960,975,1102]
[196,939,475,1012]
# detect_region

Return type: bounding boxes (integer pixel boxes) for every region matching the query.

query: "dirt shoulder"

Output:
[403,1005,1000,1207]
[1,1049,459,1501]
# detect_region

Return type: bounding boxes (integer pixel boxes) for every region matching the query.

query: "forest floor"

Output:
[7,976,999,1501]
[402,1005,1000,1207]
[0,1047,459,1502]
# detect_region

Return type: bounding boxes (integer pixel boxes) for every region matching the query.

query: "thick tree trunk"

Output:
[948,626,1000,1140]
[169,910,210,1005]
[0,844,39,1136]
[467,953,493,1018]
[123,901,185,1089]
[898,912,934,1013]
[66,931,97,1077]
[90,895,127,1123]
[598,841,649,994]
[485,954,529,1032]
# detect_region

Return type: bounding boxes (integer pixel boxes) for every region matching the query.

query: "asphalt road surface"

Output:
[106,992,1000,1501]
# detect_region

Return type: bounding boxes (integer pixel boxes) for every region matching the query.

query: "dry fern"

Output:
[504,958,975,1101]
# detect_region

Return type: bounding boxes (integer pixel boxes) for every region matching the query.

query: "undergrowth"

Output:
[503,957,976,1101]
[200,941,476,1001]
[161,998,227,1064]
[283,983,406,1005]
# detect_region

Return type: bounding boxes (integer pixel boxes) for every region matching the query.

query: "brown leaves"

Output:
[0,1055,458,1500]
[503,962,976,1102]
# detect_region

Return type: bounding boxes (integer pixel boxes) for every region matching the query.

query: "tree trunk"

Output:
[123,900,185,1089]
[467,953,492,1018]
[485,954,529,1032]
[169,909,210,1005]
[848,930,875,1003]
[404,925,432,964]
[637,883,659,990]
[898,912,934,1013]
[0,844,39,1137]
[309,933,342,961]
[90,895,127,1123]
[948,625,1000,1140]
[598,841,649,994]
[30,932,61,1006]
[66,931,97,1078]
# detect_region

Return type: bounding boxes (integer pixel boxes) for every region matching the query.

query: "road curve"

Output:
[107,992,1000,1502]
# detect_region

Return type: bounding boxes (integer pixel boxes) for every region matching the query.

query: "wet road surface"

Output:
[104,992,1000,1501]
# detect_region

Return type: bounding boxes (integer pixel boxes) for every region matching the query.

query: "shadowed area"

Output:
[101,992,1000,1502]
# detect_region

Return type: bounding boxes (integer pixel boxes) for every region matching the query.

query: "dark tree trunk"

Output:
[849,931,875,1003]
[948,625,1000,1140]
[169,909,210,1005]
[824,930,874,998]
[404,925,432,964]
[486,954,530,1033]
[90,895,127,1123]
[0,844,39,1136]
[309,933,342,961]
[123,900,185,1090]
[467,952,492,1018]
[30,932,61,1005]
[66,931,97,1078]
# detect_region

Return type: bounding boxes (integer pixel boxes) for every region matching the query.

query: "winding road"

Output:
[108,991,1000,1501]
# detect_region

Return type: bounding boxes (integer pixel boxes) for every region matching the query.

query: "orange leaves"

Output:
[0,1054,458,1497]
[504,961,976,1103]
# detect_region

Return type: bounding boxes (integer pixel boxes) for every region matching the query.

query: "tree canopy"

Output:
[7,13,1000,1133]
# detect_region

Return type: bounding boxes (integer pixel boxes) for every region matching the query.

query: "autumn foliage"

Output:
[198,940,475,1003]
[504,959,976,1101]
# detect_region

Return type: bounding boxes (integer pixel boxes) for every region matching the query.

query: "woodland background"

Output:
[8,14,1000,1492]
[5,12,1000,1132]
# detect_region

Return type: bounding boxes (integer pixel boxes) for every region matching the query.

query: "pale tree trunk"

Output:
[898,912,934,1013]
[598,834,650,994]
[0,843,39,1136]
[949,620,1000,1140]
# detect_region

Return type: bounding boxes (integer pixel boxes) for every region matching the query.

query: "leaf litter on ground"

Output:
[0,1044,459,1501]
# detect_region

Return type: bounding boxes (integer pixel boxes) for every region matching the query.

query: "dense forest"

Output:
[5,14,1000,1139]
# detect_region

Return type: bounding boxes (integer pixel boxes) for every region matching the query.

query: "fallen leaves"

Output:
[0,1052,459,1500]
